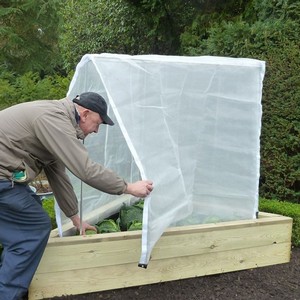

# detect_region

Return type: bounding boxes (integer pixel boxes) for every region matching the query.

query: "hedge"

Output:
[0,71,73,110]
[181,18,300,203]
[259,198,300,247]
[42,197,57,230]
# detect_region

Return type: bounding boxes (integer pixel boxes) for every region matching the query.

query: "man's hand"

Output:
[124,180,153,198]
[70,214,97,235]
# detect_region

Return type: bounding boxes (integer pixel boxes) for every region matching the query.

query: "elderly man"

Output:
[0,92,153,300]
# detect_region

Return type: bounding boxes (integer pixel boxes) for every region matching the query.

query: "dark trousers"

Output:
[0,181,51,300]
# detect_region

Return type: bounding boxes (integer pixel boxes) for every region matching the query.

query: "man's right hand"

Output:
[124,180,153,198]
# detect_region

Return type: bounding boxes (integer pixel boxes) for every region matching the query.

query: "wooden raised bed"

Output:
[28,212,292,299]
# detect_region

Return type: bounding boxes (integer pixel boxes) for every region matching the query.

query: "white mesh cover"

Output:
[56,54,265,266]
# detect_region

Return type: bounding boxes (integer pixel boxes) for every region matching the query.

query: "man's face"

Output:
[79,109,103,137]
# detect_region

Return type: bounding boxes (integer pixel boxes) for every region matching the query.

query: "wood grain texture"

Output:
[29,213,292,299]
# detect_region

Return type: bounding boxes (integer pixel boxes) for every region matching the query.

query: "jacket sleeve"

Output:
[33,111,127,216]
[44,162,79,218]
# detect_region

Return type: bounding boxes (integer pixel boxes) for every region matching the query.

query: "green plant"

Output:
[59,0,153,71]
[181,13,300,202]
[117,200,144,231]
[95,219,121,233]
[0,0,62,74]
[259,198,300,247]
[42,197,57,230]
[0,71,73,110]
[128,220,143,231]
[259,42,300,203]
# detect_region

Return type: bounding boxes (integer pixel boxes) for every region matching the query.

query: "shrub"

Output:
[259,198,300,247]
[59,0,153,71]
[181,17,300,202]
[0,71,73,110]
[42,197,57,230]
[258,42,300,203]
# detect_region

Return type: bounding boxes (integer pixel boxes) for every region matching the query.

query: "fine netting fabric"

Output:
[56,53,265,266]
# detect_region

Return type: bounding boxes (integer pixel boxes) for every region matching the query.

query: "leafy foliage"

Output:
[126,0,197,53]
[259,43,300,202]
[1,0,298,203]
[181,0,300,202]
[244,0,300,22]
[42,197,57,230]
[84,229,97,235]
[0,71,73,110]
[95,219,121,233]
[128,220,143,231]
[259,198,300,247]
[59,0,151,71]
[0,0,63,74]
[118,200,144,231]
[59,0,197,70]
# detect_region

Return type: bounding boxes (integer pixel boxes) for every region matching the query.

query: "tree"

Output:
[180,0,300,202]
[125,0,197,54]
[0,0,62,75]
[59,0,196,71]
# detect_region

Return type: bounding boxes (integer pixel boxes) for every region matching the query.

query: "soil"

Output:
[46,247,300,300]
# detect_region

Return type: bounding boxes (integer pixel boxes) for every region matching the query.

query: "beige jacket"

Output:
[0,98,127,217]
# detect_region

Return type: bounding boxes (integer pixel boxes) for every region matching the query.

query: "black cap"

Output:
[73,92,114,126]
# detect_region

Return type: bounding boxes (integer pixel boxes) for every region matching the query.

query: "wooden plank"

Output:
[152,220,292,261]
[29,242,291,299]
[50,194,134,238]
[258,212,283,218]
[35,219,292,274]
[50,210,287,239]
[47,212,291,246]
[29,213,293,299]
